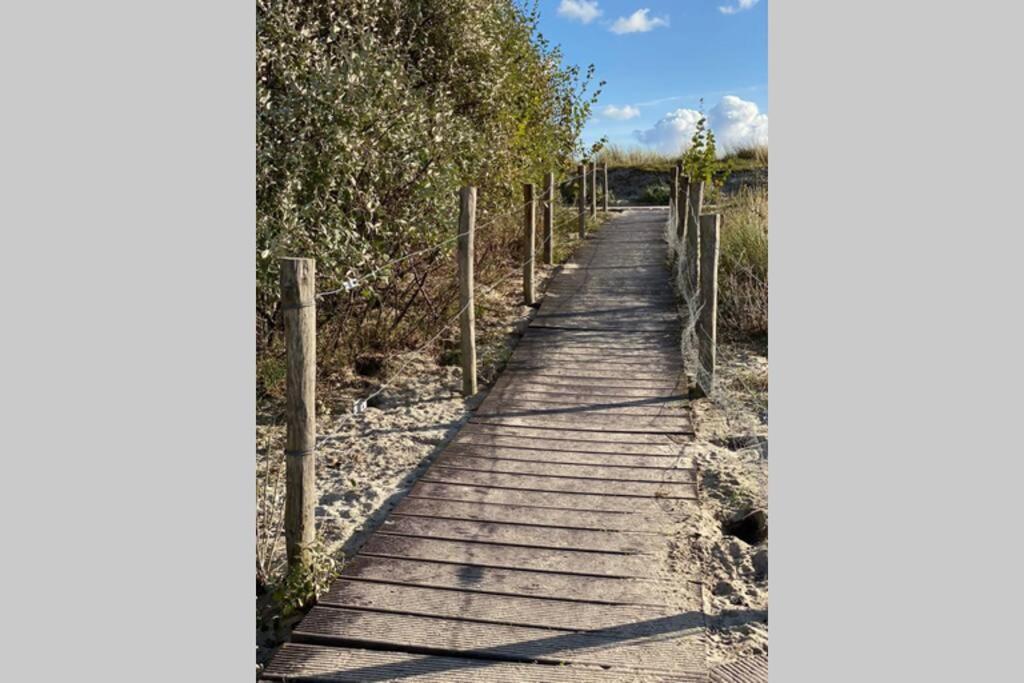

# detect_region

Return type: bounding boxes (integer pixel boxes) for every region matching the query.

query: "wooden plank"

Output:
[485,378,683,400]
[263,643,702,682]
[488,377,683,398]
[454,422,689,446]
[320,580,697,632]
[481,390,687,410]
[474,398,689,419]
[442,443,684,467]
[435,453,695,482]
[359,535,661,578]
[468,413,691,434]
[379,515,667,553]
[502,362,681,379]
[293,607,706,674]
[506,351,681,368]
[408,482,695,512]
[448,436,682,459]
[420,466,696,498]
[393,497,675,532]
[340,556,677,605]
[497,365,680,381]
[451,432,686,457]
[471,404,689,423]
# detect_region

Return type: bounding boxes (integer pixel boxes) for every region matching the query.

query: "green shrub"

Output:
[641,183,671,204]
[257,0,602,375]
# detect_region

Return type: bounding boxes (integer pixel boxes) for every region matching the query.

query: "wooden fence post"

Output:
[577,163,586,239]
[458,187,477,396]
[603,163,609,212]
[676,174,690,242]
[591,163,597,218]
[523,183,536,305]
[280,257,317,571]
[543,171,554,265]
[695,214,721,398]
[671,165,679,227]
[685,179,704,298]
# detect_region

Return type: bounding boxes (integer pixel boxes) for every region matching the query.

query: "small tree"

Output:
[681,99,732,192]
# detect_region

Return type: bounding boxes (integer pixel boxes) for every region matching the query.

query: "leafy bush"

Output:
[641,183,671,204]
[257,0,602,381]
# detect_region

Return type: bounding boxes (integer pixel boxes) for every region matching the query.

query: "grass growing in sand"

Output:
[596,144,677,172]
[596,143,768,174]
[718,186,768,339]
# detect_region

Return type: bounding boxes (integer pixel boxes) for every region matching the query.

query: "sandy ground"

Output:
[687,339,769,666]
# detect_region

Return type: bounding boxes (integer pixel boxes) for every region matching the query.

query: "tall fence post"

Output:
[685,179,704,298]
[577,163,586,239]
[543,171,554,265]
[280,257,317,571]
[523,183,536,305]
[676,174,690,242]
[695,213,721,398]
[671,165,680,228]
[603,163,609,212]
[590,163,597,218]
[458,187,477,396]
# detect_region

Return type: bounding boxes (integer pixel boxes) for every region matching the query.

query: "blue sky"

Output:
[535,0,768,153]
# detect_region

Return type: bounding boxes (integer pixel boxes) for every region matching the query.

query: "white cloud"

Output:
[558,0,602,24]
[610,9,669,34]
[633,95,768,155]
[719,0,760,15]
[634,108,704,154]
[601,104,641,120]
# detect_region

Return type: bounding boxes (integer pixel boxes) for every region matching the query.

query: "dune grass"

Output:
[721,145,768,171]
[718,186,768,339]
[595,144,676,172]
[597,143,768,174]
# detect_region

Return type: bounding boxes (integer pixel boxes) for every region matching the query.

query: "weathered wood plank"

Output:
[379,514,667,553]
[442,443,684,467]
[359,535,661,578]
[469,413,691,434]
[340,556,679,605]
[408,481,695,512]
[435,453,695,482]
[420,466,696,498]
[321,580,697,633]
[264,643,701,682]
[393,497,675,532]
[474,398,689,419]
[294,607,706,673]
[454,421,690,446]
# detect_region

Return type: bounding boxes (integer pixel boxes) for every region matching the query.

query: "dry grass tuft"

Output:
[596,144,676,171]
[718,186,768,339]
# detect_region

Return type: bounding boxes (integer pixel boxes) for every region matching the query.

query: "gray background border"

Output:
[1,0,1021,679]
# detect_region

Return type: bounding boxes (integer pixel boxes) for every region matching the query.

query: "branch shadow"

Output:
[267,607,769,681]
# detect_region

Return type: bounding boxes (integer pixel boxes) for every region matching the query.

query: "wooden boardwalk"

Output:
[263,209,709,681]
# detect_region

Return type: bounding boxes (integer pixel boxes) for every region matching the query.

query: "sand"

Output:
[688,339,769,665]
